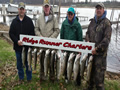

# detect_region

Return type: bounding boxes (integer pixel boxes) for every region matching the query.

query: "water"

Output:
[0,4,120,73]
[107,26,120,73]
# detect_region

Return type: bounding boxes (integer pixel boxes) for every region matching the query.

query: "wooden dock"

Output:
[0,21,119,41]
[60,16,88,23]
[0,13,88,24]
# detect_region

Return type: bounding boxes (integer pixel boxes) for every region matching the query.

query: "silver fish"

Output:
[86,55,93,83]
[39,49,44,70]
[39,49,44,79]
[22,47,26,68]
[27,47,32,71]
[80,54,88,79]
[44,49,50,77]
[67,53,75,81]
[50,50,55,75]
[61,52,68,76]
[33,48,37,71]
[56,50,63,80]
[73,54,81,82]
[56,53,61,80]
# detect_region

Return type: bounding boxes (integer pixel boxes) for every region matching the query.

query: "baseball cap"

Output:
[67,7,75,14]
[43,0,50,6]
[95,2,105,8]
[18,2,25,9]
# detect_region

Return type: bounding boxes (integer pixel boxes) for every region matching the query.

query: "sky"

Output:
[91,0,120,2]
[74,0,120,2]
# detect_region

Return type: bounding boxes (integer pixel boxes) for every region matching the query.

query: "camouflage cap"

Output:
[43,0,50,6]
[18,2,25,9]
[95,2,105,8]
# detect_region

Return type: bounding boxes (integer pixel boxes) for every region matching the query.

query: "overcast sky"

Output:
[74,0,120,2]
[91,0,120,2]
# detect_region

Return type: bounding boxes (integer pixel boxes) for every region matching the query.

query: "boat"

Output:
[7,3,18,13]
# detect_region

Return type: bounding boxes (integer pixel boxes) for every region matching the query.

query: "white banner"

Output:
[20,34,95,54]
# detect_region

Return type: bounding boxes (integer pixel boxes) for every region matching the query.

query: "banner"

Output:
[20,35,95,54]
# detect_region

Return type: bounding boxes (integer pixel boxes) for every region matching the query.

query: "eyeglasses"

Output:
[68,12,73,16]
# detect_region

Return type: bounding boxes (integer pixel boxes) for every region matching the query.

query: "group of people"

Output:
[9,0,112,90]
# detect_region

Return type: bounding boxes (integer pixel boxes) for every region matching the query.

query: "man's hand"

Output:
[40,35,43,37]
[79,52,81,55]
[92,48,97,55]
[61,50,64,53]
[18,40,23,46]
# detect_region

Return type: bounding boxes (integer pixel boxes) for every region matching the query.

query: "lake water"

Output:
[0,4,120,73]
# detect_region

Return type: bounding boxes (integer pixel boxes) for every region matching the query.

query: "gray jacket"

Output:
[35,12,59,38]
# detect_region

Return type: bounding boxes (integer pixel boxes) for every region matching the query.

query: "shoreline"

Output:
[27,4,120,10]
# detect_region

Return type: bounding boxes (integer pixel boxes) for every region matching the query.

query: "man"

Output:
[35,0,59,82]
[85,3,112,90]
[9,2,35,82]
[60,7,83,86]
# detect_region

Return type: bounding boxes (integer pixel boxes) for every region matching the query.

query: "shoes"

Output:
[74,81,81,86]
[40,75,48,83]
[42,76,49,81]
[19,79,24,84]
[27,80,31,83]
[49,76,55,82]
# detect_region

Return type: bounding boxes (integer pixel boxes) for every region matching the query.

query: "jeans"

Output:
[15,50,32,80]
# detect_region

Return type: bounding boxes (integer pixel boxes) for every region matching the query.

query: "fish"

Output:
[73,54,81,82]
[27,47,32,71]
[67,53,75,81]
[56,53,61,80]
[38,49,44,79]
[56,50,63,80]
[22,47,26,68]
[61,52,68,76]
[33,48,37,71]
[44,49,50,77]
[86,55,93,83]
[39,49,43,71]
[49,50,56,81]
[50,50,56,76]
[80,54,88,79]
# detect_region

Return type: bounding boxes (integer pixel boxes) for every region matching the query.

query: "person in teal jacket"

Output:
[60,8,83,41]
[60,7,83,86]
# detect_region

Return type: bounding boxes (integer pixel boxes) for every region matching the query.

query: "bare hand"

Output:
[18,40,23,46]
[92,48,97,55]
[61,50,64,53]
[79,52,81,55]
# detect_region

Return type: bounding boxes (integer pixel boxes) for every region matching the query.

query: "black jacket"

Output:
[9,15,35,52]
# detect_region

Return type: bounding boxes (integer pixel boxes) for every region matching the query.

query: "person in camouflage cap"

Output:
[85,2,112,90]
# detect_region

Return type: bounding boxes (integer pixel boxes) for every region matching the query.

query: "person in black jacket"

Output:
[9,2,35,82]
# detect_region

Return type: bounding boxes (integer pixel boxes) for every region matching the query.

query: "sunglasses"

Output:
[68,12,74,16]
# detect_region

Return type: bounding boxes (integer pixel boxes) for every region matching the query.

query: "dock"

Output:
[0,21,120,42]
[60,16,88,23]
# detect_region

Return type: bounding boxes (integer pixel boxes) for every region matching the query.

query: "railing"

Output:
[59,16,88,24]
